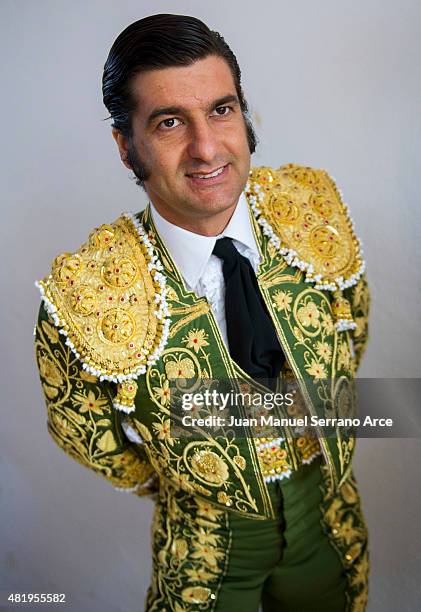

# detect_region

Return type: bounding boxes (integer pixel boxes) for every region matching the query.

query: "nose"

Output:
[186,118,219,164]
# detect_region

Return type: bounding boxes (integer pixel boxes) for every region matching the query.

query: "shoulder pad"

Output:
[246,164,365,291]
[36,213,170,382]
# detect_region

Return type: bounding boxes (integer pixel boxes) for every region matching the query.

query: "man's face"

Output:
[114,55,251,231]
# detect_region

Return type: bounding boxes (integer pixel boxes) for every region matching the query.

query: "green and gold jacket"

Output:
[34,164,370,520]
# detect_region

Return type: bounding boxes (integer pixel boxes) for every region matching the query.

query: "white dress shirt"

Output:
[150,192,261,348]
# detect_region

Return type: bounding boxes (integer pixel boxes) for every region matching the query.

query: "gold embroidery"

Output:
[140,346,265,516]
[132,418,153,442]
[257,259,356,484]
[315,340,333,364]
[36,214,169,381]
[272,289,293,312]
[35,305,156,493]
[255,438,293,481]
[259,263,301,288]
[34,166,370,523]
[145,480,230,611]
[169,302,211,338]
[251,363,322,481]
[319,466,369,611]
[152,379,171,407]
[248,164,364,291]
[295,436,321,464]
[182,328,210,353]
[189,449,230,485]
[139,181,366,512]
[345,274,370,372]
[165,356,196,379]
[295,293,322,334]
[332,290,354,324]
[338,339,352,372]
[254,434,321,483]
[114,380,138,411]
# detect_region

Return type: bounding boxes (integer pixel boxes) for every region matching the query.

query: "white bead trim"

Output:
[245,178,366,292]
[335,319,357,332]
[302,449,322,465]
[123,212,171,365]
[112,400,136,414]
[114,484,140,493]
[35,213,171,383]
[264,469,293,483]
[263,448,322,483]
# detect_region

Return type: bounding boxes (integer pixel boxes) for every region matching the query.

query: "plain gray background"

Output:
[1,0,420,610]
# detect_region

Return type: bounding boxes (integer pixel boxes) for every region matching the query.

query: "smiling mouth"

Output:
[186,164,228,180]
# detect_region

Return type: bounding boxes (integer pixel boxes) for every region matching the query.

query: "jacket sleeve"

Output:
[34,302,159,498]
[345,273,371,373]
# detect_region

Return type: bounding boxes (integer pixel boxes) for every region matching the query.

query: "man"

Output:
[34,14,370,611]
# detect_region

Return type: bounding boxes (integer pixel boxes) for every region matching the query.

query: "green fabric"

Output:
[131,199,369,521]
[145,456,367,611]
[213,457,347,612]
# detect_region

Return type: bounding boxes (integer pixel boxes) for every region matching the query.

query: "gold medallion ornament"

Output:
[35,213,171,413]
[246,164,366,331]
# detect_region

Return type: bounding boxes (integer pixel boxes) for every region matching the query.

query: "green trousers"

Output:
[145,456,369,611]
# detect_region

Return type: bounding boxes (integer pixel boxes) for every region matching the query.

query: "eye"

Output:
[213,106,232,116]
[158,117,182,130]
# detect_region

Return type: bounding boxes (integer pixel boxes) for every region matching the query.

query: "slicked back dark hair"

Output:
[102,13,256,153]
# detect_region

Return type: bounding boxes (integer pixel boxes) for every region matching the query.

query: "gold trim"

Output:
[37,214,169,380]
[249,207,337,489]
[140,206,276,519]
[248,164,364,291]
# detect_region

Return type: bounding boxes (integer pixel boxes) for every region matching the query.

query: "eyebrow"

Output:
[146,94,240,126]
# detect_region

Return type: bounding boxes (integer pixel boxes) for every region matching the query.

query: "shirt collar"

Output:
[150,191,259,289]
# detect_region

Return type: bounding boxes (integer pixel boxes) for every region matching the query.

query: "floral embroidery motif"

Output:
[257,231,364,480]
[190,449,230,485]
[344,275,370,372]
[41,319,59,344]
[145,480,230,611]
[305,359,328,380]
[35,307,156,494]
[152,418,175,446]
[319,465,369,611]
[297,299,320,328]
[153,378,171,407]
[71,388,109,415]
[255,438,293,482]
[315,341,332,363]
[338,341,352,372]
[144,344,263,516]
[38,354,64,388]
[182,328,210,353]
[321,311,335,335]
[272,289,293,312]
[165,357,196,379]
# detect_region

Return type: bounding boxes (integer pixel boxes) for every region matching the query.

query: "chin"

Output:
[196,184,242,207]
[192,196,237,216]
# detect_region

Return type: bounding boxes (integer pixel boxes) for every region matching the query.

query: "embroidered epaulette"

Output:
[36,213,170,413]
[246,164,366,330]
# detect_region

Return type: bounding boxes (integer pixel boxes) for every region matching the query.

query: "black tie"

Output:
[212,237,284,389]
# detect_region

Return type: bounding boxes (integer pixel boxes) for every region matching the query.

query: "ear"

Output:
[112,128,132,170]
